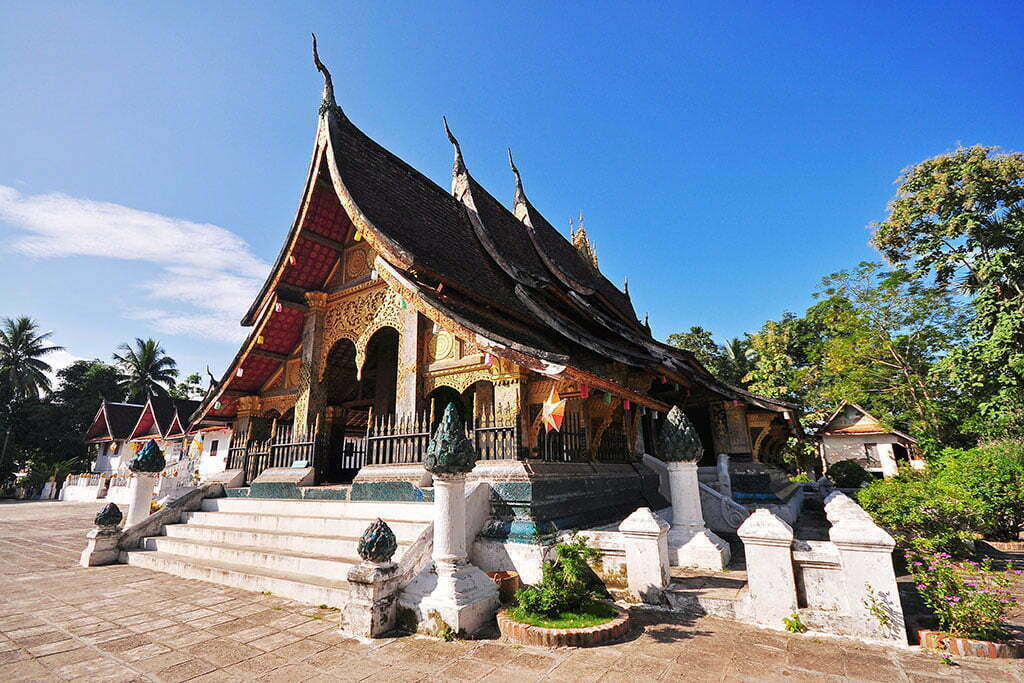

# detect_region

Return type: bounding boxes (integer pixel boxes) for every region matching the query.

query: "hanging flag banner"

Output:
[579,384,590,399]
[541,386,566,433]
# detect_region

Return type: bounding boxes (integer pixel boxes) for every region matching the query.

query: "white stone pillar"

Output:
[619,507,670,603]
[829,506,907,643]
[716,453,731,498]
[737,509,798,627]
[433,475,468,571]
[400,473,498,635]
[125,473,156,528]
[667,461,730,570]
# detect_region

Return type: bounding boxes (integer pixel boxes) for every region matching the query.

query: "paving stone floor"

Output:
[2,499,1023,682]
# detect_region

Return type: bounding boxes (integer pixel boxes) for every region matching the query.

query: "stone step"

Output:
[201,497,434,522]
[179,510,429,541]
[664,571,749,620]
[140,535,355,581]
[162,523,411,560]
[122,550,350,608]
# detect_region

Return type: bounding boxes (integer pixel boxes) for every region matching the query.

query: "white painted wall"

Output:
[821,434,902,478]
[197,429,233,480]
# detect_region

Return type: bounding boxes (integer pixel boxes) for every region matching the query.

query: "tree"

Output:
[667,326,723,373]
[169,372,204,400]
[50,360,125,435]
[720,337,755,386]
[113,338,178,401]
[871,145,1024,438]
[0,317,63,400]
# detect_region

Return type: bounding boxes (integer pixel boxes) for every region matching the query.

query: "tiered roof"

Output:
[85,401,145,443]
[191,37,800,428]
[129,396,202,441]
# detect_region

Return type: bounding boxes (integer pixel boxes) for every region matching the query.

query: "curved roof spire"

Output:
[442,116,468,177]
[507,148,527,208]
[311,33,338,114]
[623,276,630,296]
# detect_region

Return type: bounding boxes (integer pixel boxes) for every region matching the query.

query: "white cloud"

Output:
[0,185,271,344]
[44,348,86,384]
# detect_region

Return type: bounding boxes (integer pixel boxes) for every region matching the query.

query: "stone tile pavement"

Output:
[2,499,1023,682]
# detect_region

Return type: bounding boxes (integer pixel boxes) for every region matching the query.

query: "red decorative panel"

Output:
[304,185,352,243]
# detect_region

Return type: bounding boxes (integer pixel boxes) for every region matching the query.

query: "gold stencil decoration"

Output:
[429,331,455,361]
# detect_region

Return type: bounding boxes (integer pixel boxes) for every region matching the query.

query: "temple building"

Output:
[91,43,918,645]
[185,44,801,533]
[85,400,144,474]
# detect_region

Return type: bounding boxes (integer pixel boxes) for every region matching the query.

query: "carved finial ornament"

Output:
[311,33,339,116]
[94,502,123,528]
[424,403,476,475]
[508,148,526,207]
[658,405,703,462]
[442,116,468,178]
[129,439,166,473]
[357,518,398,563]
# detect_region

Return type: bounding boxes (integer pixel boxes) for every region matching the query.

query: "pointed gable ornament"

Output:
[508,148,526,207]
[424,403,476,475]
[311,33,340,116]
[442,116,468,179]
[129,439,166,473]
[658,406,703,462]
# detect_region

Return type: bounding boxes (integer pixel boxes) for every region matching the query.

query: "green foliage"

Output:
[667,326,753,386]
[825,460,873,489]
[782,613,807,633]
[858,474,984,556]
[506,599,617,629]
[933,441,1024,541]
[0,316,63,401]
[871,146,1024,441]
[113,338,178,401]
[169,372,204,400]
[789,473,811,483]
[906,550,1019,641]
[514,535,603,619]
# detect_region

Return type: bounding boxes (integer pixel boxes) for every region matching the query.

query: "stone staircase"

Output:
[121,497,433,608]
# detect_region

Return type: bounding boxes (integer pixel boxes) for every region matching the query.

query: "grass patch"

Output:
[506,599,618,629]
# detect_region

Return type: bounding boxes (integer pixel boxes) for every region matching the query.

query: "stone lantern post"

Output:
[400,403,498,635]
[80,502,123,567]
[345,519,402,637]
[125,440,164,528]
[660,406,730,570]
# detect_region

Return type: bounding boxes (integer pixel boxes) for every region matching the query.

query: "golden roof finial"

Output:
[571,211,598,269]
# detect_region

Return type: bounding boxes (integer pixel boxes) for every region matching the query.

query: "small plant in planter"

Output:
[510,535,613,627]
[500,536,629,646]
[908,550,1020,645]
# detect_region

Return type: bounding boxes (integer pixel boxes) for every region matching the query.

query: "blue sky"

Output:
[1,2,1021,381]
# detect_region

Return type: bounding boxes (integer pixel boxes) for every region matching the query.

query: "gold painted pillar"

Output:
[395,307,419,415]
[293,291,329,440]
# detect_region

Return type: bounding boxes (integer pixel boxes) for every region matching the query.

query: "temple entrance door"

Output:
[322,339,360,483]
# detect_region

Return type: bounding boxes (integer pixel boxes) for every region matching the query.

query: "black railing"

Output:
[229,408,635,484]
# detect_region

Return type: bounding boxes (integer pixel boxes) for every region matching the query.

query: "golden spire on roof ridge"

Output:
[570,212,598,270]
[311,34,338,115]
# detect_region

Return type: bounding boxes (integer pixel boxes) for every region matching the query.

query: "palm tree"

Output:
[113,338,178,401]
[722,337,755,386]
[0,317,63,400]
[0,317,63,471]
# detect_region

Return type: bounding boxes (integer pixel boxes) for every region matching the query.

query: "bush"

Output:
[515,535,602,618]
[789,473,811,483]
[934,441,1024,541]
[826,460,873,489]
[858,474,985,556]
[906,550,1019,641]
